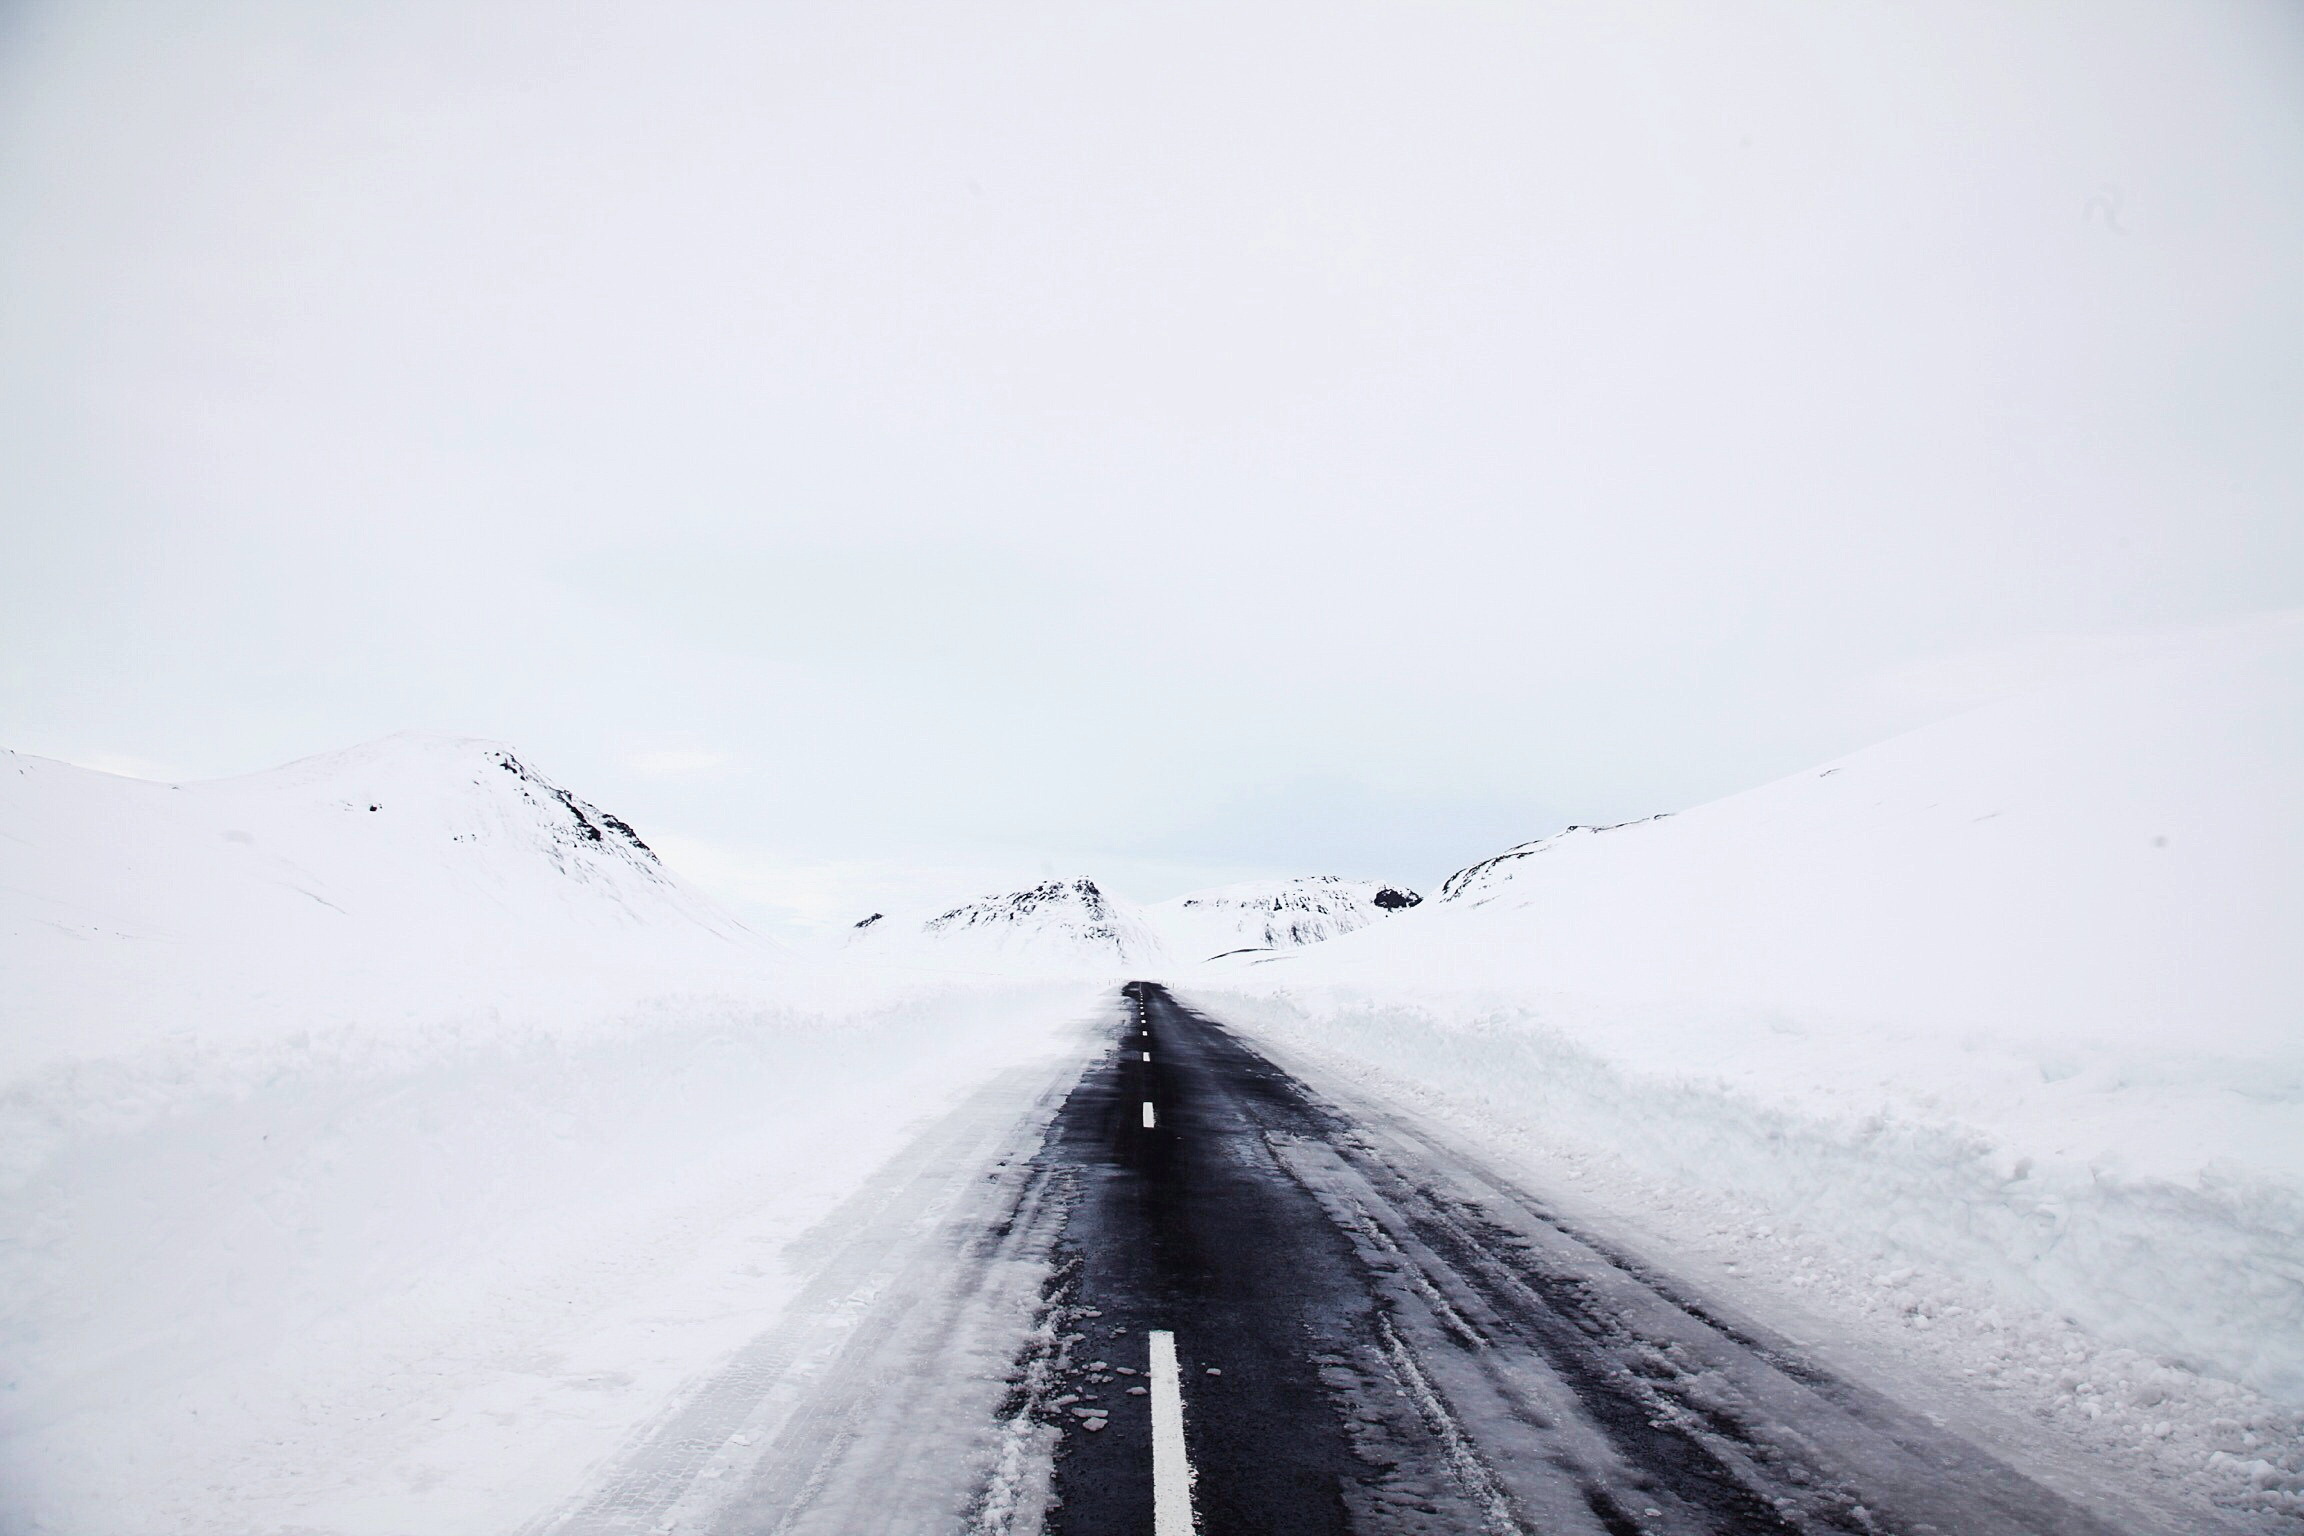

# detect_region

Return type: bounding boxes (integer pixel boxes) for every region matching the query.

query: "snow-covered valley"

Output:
[10,0,2299,1526]
[5,622,2302,1531]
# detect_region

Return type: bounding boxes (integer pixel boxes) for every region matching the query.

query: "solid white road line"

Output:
[1142,1101,1157,1129]
[1148,1330,1196,1535]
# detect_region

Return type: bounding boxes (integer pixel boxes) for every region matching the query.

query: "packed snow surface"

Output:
[1187,619,2304,1522]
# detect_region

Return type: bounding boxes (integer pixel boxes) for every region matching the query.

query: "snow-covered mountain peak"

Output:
[1146,874,1423,961]
[1,735,757,1076]
[196,731,670,888]
[926,877,1115,934]
[850,877,1167,973]
[842,872,1428,973]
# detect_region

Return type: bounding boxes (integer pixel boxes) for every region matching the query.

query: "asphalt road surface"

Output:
[1037,983,2120,1536]
[537,985,2134,1536]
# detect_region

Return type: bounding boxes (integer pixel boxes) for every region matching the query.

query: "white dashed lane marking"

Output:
[1149,1330,1196,1536]
[1142,1101,1157,1129]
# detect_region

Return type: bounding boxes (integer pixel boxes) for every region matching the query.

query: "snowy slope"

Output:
[1143,875,1420,962]
[0,736,1107,1535]
[1415,637,2301,1068]
[846,876,1169,973]
[1186,619,2304,1515]
[1,732,756,1083]
[1,730,746,947]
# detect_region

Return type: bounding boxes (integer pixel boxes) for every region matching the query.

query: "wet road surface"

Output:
[1035,983,2121,1536]
[534,986,2132,1536]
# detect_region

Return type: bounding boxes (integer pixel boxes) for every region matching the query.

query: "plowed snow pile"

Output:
[1188,619,2304,1522]
[0,736,1100,1535]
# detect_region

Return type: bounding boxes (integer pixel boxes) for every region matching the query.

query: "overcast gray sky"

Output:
[4,0,2302,933]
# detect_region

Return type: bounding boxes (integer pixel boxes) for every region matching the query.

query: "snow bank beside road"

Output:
[2,973,1100,1535]
[1186,619,2304,1519]
[0,739,1105,1534]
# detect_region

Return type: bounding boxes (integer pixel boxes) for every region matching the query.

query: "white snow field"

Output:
[0,737,1105,1535]
[1185,618,2304,1524]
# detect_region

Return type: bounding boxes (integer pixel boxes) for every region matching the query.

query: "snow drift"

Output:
[1189,620,2304,1436]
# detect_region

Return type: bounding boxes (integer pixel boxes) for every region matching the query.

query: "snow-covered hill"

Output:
[1187,618,2304,1507]
[1,732,757,1083]
[1144,875,1421,962]
[842,873,1426,974]
[846,876,1169,973]
[6,731,744,942]
[1365,625,2303,1069]
[0,735,1105,1535]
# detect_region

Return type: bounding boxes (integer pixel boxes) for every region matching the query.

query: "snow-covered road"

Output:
[535,986,2156,1535]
